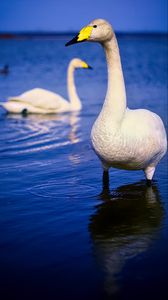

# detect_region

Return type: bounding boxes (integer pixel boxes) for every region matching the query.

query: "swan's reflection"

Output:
[89,181,164,295]
[4,112,81,155]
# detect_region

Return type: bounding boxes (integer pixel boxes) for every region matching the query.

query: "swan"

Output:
[0,58,92,114]
[66,19,167,183]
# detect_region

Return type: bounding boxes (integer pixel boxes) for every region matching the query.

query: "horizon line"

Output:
[0,30,167,35]
[0,31,167,40]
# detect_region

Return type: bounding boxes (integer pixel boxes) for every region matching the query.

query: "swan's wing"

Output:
[8,88,69,110]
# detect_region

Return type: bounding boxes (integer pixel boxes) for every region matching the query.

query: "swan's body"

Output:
[66,19,167,182]
[2,88,72,114]
[0,58,91,114]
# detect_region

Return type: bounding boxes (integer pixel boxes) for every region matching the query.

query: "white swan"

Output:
[0,58,92,114]
[66,19,167,183]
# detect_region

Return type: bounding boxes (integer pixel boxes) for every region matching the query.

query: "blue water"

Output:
[0,34,167,300]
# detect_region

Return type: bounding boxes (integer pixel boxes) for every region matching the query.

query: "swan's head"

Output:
[65,19,114,46]
[70,58,92,69]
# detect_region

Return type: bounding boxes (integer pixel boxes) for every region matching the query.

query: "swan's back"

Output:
[8,88,69,110]
[122,109,167,160]
[123,109,167,142]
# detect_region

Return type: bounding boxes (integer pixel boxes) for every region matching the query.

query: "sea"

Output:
[0,33,167,300]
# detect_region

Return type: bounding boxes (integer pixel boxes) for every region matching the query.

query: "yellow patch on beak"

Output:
[81,62,89,68]
[77,26,93,42]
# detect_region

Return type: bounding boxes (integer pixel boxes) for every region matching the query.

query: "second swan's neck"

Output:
[67,64,82,110]
[100,35,127,122]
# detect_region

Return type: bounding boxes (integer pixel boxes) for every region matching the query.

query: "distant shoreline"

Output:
[0,32,167,40]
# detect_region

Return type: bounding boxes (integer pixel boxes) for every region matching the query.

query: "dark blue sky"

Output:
[0,0,167,32]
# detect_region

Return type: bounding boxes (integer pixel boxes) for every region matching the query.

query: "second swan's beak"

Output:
[65,26,93,46]
[81,61,93,70]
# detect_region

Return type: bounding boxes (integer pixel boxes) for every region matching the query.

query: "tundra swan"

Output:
[66,19,167,183]
[0,58,92,114]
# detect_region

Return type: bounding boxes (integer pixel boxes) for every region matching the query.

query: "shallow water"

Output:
[0,34,168,300]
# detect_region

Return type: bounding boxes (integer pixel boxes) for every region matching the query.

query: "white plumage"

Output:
[67,19,167,181]
[0,58,91,114]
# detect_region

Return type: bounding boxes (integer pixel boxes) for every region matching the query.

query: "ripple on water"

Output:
[0,113,82,156]
[28,179,98,199]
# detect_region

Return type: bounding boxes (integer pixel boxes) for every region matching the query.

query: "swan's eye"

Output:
[93,25,97,28]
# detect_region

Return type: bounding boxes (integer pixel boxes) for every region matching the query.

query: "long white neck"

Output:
[67,63,82,110]
[100,35,127,123]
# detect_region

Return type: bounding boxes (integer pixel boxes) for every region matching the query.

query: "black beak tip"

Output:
[65,36,78,47]
[88,65,93,70]
[65,41,71,47]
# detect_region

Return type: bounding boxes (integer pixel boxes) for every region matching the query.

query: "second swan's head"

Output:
[65,19,114,46]
[70,58,92,69]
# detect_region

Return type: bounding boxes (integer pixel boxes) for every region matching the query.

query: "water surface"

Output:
[0,34,167,300]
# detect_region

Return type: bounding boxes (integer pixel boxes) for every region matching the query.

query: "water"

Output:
[0,34,167,300]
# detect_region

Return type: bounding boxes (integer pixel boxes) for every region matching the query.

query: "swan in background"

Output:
[0,58,92,114]
[66,19,167,184]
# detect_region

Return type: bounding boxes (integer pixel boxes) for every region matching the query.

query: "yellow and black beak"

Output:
[65,26,93,46]
[65,34,81,46]
[82,62,93,69]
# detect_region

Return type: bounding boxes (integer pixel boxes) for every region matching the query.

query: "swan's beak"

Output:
[65,26,93,46]
[82,62,93,70]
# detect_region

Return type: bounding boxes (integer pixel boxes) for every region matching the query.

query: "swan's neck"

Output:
[67,64,82,110]
[101,35,127,122]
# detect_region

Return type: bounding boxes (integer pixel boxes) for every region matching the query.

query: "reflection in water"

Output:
[89,181,164,296]
[1,112,81,155]
[68,113,80,144]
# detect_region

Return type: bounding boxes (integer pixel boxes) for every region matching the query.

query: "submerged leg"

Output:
[146,179,152,187]
[102,170,110,193]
